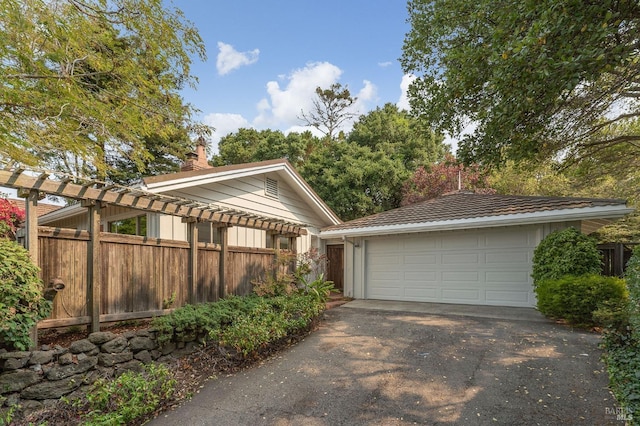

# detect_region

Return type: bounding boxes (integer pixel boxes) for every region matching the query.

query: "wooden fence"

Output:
[599,242,639,277]
[33,227,282,329]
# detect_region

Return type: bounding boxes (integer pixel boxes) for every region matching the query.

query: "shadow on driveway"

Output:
[150,303,618,425]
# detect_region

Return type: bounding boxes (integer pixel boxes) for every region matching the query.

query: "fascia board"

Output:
[319,205,635,239]
[38,203,85,224]
[143,164,285,192]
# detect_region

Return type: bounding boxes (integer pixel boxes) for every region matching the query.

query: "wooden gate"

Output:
[326,245,344,291]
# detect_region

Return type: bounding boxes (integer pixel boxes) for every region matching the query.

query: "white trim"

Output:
[319,205,634,238]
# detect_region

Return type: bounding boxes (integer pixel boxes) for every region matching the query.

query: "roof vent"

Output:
[265,177,279,198]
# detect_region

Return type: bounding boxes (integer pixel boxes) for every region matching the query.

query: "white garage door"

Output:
[365,227,538,307]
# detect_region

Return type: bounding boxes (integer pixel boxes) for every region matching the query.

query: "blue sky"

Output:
[172,1,415,151]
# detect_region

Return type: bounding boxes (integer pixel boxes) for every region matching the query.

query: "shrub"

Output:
[625,245,640,342]
[535,274,628,326]
[532,227,602,285]
[0,239,51,350]
[70,363,176,425]
[251,252,297,297]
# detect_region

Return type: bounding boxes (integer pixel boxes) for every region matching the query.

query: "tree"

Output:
[401,0,640,167]
[401,155,494,205]
[300,143,408,220]
[299,83,358,140]
[347,103,446,170]
[213,128,319,167]
[0,0,207,177]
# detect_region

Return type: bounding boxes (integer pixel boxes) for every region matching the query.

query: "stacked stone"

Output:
[0,328,201,414]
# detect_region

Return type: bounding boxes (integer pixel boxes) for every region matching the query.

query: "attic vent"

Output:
[265,177,279,198]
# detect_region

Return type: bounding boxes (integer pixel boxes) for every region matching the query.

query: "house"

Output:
[320,192,634,307]
[39,151,341,255]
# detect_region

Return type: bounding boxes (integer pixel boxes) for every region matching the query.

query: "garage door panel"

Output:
[365,228,537,307]
[404,287,439,299]
[486,290,530,304]
[442,271,479,281]
[404,254,437,264]
[442,288,480,301]
[404,271,437,281]
[486,250,530,264]
[442,234,479,249]
[442,252,479,264]
[486,271,530,283]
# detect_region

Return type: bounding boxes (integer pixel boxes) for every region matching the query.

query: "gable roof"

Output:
[143,159,341,226]
[320,192,634,238]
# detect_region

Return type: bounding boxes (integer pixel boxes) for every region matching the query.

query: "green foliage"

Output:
[626,246,640,342]
[0,239,51,350]
[217,294,325,356]
[402,0,640,168]
[151,295,260,346]
[602,342,640,424]
[213,128,318,167]
[251,252,298,297]
[599,247,640,425]
[535,274,627,326]
[532,228,602,285]
[70,363,176,425]
[0,0,208,176]
[151,293,324,357]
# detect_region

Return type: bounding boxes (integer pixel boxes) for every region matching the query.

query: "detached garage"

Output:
[320,192,634,308]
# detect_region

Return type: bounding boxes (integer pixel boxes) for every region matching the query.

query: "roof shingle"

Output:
[322,192,628,232]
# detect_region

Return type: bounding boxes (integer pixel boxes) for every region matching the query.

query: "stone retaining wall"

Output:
[0,329,201,414]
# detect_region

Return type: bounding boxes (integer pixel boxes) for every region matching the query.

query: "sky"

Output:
[172,0,417,153]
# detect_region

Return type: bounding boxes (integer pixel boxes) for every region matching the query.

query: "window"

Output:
[196,222,223,244]
[109,215,147,236]
[265,177,279,198]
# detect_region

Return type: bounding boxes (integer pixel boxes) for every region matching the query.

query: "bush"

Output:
[625,245,640,342]
[0,239,51,350]
[532,227,602,285]
[151,293,325,355]
[70,363,176,425]
[535,274,628,326]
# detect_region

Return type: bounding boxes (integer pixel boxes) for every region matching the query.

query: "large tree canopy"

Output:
[0,0,206,176]
[402,0,640,166]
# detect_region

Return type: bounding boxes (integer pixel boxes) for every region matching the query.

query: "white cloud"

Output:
[397,74,416,111]
[378,61,392,68]
[203,113,251,153]
[253,61,343,128]
[216,42,260,76]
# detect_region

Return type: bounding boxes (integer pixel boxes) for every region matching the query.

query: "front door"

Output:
[326,245,344,291]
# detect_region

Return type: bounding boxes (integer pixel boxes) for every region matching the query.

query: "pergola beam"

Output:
[0,169,306,236]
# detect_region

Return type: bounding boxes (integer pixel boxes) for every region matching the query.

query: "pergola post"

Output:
[25,190,39,348]
[219,226,228,299]
[86,201,102,333]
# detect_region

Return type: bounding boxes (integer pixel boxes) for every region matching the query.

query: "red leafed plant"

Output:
[0,198,25,239]
[401,154,495,205]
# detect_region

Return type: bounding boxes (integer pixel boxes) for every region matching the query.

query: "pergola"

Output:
[0,166,307,337]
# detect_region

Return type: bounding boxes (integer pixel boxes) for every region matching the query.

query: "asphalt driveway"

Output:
[150,302,619,425]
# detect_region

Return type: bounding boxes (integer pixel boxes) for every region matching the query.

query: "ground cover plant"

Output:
[600,246,640,424]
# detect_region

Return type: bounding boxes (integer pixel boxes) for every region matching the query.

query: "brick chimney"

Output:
[181,137,212,171]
